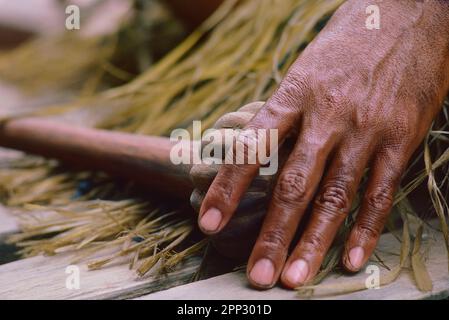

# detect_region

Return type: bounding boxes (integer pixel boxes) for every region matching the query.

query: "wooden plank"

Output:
[141,221,449,300]
[0,147,204,299]
[0,251,201,300]
[0,204,18,235]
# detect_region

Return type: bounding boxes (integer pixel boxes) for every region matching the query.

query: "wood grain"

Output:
[0,180,201,300]
[0,205,18,236]
[0,250,201,300]
[140,221,449,300]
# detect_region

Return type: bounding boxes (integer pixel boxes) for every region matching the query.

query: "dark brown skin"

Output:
[198,0,449,289]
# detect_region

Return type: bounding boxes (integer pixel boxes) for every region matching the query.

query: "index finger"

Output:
[198,75,307,234]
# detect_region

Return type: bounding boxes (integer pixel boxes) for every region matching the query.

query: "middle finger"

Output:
[247,125,339,289]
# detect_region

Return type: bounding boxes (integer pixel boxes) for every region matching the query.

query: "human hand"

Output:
[198,0,449,289]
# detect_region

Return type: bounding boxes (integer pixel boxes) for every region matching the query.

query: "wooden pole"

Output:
[0,118,194,199]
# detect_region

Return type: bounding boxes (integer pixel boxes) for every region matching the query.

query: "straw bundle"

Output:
[0,0,448,295]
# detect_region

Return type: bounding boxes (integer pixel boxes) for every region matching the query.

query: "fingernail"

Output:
[199,207,222,232]
[249,259,275,286]
[284,259,309,286]
[348,246,365,270]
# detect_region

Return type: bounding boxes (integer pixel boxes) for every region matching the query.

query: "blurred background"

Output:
[0,0,192,118]
[0,0,134,49]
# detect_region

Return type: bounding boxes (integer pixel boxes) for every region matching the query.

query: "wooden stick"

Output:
[0,118,194,199]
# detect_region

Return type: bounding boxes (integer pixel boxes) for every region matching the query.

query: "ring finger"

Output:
[280,137,374,288]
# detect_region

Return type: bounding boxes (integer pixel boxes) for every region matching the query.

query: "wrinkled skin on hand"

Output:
[190,102,296,259]
[198,0,449,289]
[190,102,274,259]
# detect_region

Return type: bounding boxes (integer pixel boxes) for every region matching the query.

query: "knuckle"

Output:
[388,118,413,139]
[300,232,326,256]
[351,103,382,132]
[260,229,289,251]
[273,71,311,109]
[208,173,237,203]
[309,85,353,128]
[258,103,287,122]
[382,113,418,148]
[230,130,260,164]
[214,111,254,129]
[190,163,218,189]
[365,185,394,213]
[273,170,308,206]
[356,221,382,243]
[321,88,348,112]
[315,181,352,213]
